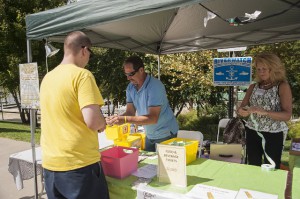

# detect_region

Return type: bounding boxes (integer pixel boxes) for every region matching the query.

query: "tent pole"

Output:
[27,39,38,199]
[157,55,161,80]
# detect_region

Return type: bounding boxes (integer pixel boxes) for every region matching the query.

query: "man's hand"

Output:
[105,115,122,125]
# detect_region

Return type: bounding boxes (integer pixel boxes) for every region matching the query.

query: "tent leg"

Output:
[30,109,38,199]
[27,39,39,199]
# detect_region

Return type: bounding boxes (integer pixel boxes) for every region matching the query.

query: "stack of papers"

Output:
[132,164,157,179]
[186,185,278,199]
[137,184,278,199]
[186,184,237,199]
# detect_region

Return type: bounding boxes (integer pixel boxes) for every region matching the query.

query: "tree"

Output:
[0,0,65,123]
[159,51,227,117]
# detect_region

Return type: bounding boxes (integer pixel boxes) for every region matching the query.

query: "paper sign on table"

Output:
[235,188,278,199]
[186,184,238,199]
[132,164,157,178]
[157,144,186,187]
[137,185,192,199]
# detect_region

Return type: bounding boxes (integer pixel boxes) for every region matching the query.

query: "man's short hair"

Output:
[124,56,144,70]
[64,31,92,54]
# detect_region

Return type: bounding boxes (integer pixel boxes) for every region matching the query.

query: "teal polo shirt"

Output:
[126,75,179,139]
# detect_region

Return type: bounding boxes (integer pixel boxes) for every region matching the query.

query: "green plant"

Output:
[287,121,300,139]
[177,110,218,140]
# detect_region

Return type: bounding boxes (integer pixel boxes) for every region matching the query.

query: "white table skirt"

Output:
[8,147,42,190]
[8,132,113,190]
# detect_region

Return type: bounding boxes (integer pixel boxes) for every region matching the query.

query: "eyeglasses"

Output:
[124,69,139,77]
[81,46,94,58]
[256,67,269,72]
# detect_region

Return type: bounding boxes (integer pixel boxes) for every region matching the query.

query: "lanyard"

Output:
[250,114,276,169]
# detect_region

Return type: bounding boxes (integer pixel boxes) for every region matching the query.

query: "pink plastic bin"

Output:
[100,146,138,179]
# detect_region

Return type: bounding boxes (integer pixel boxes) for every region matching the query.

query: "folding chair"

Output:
[216,118,230,143]
[210,143,244,163]
[283,130,288,151]
[177,130,203,158]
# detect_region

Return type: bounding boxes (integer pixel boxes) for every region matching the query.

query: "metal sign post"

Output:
[30,108,38,199]
[228,86,234,118]
[24,39,39,199]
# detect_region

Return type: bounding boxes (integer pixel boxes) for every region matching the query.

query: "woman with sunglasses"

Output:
[238,53,292,169]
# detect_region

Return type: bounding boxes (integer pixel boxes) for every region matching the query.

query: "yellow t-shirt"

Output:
[40,64,104,171]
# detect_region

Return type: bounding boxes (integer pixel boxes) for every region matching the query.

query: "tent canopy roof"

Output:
[26,0,300,54]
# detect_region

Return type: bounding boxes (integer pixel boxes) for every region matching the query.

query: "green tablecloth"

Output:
[106,158,288,199]
[291,155,300,199]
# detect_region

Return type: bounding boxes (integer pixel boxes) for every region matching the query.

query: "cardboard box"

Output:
[289,138,300,156]
[161,138,198,164]
[101,146,138,179]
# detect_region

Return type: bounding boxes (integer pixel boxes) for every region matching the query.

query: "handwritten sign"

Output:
[157,144,186,187]
[19,63,39,109]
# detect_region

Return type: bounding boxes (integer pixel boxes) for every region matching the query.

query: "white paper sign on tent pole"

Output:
[19,62,40,109]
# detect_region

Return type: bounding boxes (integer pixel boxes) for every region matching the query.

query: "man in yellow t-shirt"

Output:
[40,31,109,199]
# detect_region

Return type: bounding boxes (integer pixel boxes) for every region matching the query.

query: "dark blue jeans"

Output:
[145,133,176,152]
[44,162,109,199]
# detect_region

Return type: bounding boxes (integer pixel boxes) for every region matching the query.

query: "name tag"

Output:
[255,88,265,95]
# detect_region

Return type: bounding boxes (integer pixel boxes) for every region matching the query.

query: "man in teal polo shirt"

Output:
[106,56,178,151]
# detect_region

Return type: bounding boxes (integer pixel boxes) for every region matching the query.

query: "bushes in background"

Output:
[287,121,300,139]
[177,110,221,141]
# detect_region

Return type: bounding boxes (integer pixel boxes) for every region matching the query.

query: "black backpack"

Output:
[223,117,246,145]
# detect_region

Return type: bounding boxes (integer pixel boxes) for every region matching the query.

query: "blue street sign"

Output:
[213,57,252,86]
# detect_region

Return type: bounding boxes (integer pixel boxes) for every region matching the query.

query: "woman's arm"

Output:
[237,84,255,117]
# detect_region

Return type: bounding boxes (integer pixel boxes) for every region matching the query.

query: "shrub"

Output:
[287,121,300,139]
[177,110,219,141]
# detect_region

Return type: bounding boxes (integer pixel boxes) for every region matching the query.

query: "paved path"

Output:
[0,138,46,199]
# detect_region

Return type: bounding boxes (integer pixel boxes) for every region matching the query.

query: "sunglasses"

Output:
[81,46,94,58]
[125,69,139,77]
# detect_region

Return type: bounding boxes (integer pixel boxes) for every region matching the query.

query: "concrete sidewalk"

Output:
[0,138,46,199]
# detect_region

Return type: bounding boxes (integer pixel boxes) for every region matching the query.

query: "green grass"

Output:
[0,121,41,144]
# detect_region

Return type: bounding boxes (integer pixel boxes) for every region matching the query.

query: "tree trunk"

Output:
[175,102,185,118]
[107,96,111,116]
[112,104,115,115]
[188,99,194,110]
